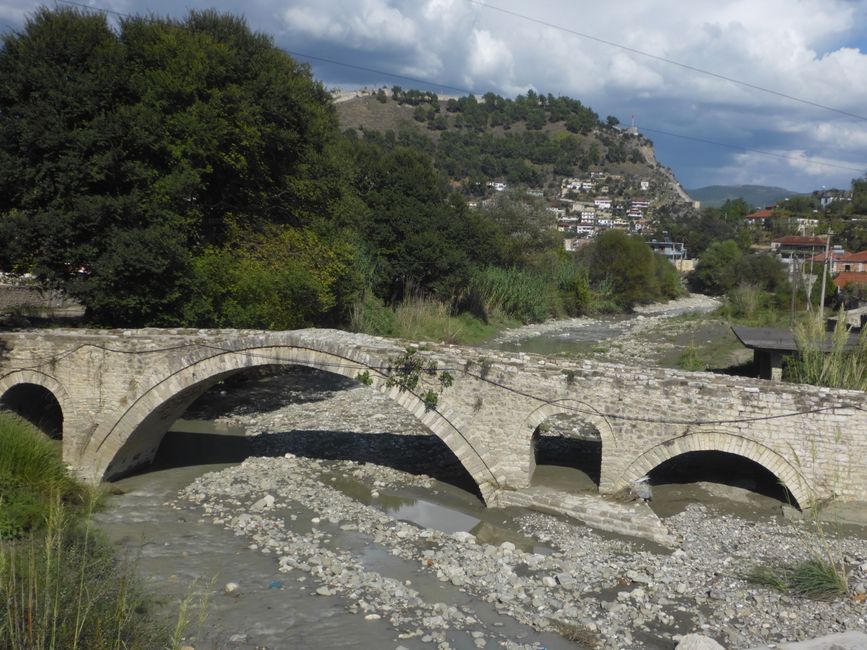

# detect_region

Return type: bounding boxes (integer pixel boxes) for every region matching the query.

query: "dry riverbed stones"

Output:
[172,296,865,649]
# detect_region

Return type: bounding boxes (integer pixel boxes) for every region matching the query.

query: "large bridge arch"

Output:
[0,369,74,439]
[619,431,814,508]
[81,344,501,501]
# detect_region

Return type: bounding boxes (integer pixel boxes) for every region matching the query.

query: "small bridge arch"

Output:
[522,399,616,486]
[81,343,501,501]
[0,369,73,439]
[620,430,813,508]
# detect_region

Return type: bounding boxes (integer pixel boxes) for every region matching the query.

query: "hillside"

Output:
[334,88,693,210]
[686,185,802,209]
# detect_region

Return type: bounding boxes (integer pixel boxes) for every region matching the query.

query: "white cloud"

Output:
[4,0,866,190]
[282,0,417,49]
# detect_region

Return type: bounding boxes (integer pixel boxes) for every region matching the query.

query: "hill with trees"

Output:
[335,88,692,206]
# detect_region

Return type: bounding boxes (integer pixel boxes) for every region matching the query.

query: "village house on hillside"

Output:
[810,248,867,293]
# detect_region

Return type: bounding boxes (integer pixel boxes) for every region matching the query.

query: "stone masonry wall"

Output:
[0,328,865,506]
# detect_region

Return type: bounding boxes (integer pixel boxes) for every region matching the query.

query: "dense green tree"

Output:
[852,176,867,215]
[586,230,661,308]
[0,8,348,325]
[690,240,787,296]
[345,140,498,301]
[689,240,743,295]
[183,225,361,329]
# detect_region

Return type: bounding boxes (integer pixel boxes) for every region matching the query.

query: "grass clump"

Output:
[0,411,178,649]
[676,344,706,371]
[783,311,867,390]
[549,619,599,648]
[747,557,848,600]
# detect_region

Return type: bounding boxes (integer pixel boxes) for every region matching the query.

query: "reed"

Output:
[786,311,867,391]
[469,266,550,323]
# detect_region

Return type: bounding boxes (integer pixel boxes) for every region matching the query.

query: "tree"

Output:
[0,8,349,325]
[852,176,867,215]
[586,230,661,308]
[689,240,742,295]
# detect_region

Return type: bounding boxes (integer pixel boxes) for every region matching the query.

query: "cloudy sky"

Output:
[2,0,866,192]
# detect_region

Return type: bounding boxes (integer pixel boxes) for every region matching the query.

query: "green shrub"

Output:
[0,412,88,537]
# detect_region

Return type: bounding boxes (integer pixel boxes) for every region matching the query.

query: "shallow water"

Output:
[95,426,581,649]
[489,319,624,356]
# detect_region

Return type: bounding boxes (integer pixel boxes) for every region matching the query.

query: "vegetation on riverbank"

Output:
[0,8,683,333]
[0,412,170,649]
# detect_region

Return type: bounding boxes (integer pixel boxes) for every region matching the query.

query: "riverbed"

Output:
[93,296,867,649]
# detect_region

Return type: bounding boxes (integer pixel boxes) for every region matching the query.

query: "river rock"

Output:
[676,633,726,649]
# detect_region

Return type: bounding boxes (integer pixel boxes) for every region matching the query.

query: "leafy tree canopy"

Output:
[0,7,347,325]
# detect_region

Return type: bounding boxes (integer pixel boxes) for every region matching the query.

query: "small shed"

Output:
[731,325,860,381]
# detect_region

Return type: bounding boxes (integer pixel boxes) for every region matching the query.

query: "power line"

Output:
[467,0,867,123]
[34,0,867,176]
[55,0,133,18]
[640,126,867,175]
[282,50,476,96]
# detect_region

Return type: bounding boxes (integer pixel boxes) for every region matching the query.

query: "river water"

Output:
[94,429,580,650]
[92,298,866,649]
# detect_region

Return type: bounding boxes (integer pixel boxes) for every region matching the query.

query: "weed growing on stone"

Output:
[386,349,453,411]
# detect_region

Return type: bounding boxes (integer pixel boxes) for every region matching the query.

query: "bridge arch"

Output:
[81,344,500,501]
[0,370,73,439]
[521,398,616,485]
[620,431,813,508]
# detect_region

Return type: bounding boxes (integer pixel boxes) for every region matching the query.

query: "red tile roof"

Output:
[745,208,775,220]
[813,249,867,263]
[833,272,867,289]
[774,235,827,246]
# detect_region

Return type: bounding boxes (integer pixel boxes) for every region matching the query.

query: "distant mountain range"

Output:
[686,184,803,209]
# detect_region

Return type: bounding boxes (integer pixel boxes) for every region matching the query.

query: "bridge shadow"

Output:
[143,428,482,498]
[183,366,359,420]
[531,414,602,491]
[647,450,799,510]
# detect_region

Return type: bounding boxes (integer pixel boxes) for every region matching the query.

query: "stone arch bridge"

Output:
[1,328,865,510]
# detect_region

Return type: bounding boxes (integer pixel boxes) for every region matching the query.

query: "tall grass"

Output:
[0,412,89,538]
[393,295,466,343]
[350,294,508,344]
[0,412,181,649]
[469,266,550,324]
[785,311,867,390]
[1,501,166,649]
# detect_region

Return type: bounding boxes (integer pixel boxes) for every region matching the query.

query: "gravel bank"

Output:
[172,366,866,649]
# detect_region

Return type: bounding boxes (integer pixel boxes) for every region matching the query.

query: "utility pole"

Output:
[790,255,798,324]
[818,230,832,324]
